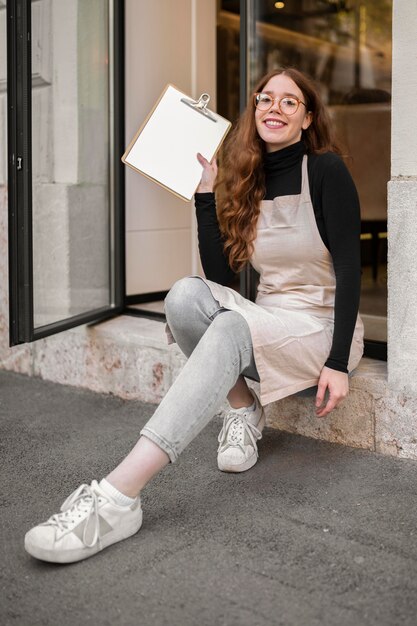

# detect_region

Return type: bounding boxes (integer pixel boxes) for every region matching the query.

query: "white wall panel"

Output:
[0,6,6,94]
[0,94,6,185]
[125,0,193,237]
[0,4,6,185]
[31,0,51,87]
[126,229,192,295]
[125,171,190,232]
[125,0,216,293]
[391,0,417,177]
[195,0,217,107]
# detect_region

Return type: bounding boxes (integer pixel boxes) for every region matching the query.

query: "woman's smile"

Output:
[255,74,312,152]
[263,117,287,130]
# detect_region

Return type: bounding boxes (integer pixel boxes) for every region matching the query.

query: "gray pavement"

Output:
[1,369,417,626]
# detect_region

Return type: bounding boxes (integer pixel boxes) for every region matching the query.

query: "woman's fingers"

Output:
[316,392,338,417]
[197,152,208,166]
[315,366,348,418]
[196,154,217,193]
[197,153,217,171]
[315,380,326,409]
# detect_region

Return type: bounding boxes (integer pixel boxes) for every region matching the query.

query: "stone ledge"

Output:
[29,315,186,404]
[257,359,386,454]
[254,358,417,461]
[2,314,416,460]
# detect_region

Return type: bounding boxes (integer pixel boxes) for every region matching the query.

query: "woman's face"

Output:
[254,74,312,153]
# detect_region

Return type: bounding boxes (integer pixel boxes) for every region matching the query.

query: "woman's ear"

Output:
[302,111,313,131]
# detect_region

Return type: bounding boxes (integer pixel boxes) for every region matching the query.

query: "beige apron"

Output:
[171,155,364,405]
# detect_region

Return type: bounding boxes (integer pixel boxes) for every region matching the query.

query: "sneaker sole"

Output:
[24,514,143,564]
[217,451,258,473]
[217,410,266,473]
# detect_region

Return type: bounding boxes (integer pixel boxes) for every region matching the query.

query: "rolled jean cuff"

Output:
[140,427,178,463]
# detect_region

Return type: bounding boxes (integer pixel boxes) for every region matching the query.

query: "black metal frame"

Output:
[364,340,387,361]
[124,292,167,321]
[239,0,252,299]
[113,0,126,316]
[125,292,168,306]
[7,0,32,345]
[7,0,125,346]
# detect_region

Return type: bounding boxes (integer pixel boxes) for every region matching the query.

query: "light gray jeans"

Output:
[140,277,260,462]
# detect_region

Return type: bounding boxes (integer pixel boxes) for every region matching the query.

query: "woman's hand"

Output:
[196,153,218,193]
[315,366,349,418]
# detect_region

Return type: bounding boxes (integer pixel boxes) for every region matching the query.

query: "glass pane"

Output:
[31,0,111,328]
[246,0,391,343]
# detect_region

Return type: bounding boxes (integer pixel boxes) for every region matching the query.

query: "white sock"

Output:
[99,478,137,506]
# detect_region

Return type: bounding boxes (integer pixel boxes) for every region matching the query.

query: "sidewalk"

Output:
[1,369,417,626]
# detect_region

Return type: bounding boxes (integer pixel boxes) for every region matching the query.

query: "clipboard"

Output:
[122,84,231,202]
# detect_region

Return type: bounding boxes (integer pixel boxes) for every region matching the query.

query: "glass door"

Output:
[238,0,390,358]
[7,0,124,345]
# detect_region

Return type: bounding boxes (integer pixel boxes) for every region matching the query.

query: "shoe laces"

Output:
[217,412,262,456]
[43,481,103,548]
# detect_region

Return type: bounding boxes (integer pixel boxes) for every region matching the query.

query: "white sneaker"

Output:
[24,480,143,564]
[217,389,265,473]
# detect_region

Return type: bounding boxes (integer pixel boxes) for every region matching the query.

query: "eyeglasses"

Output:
[254,93,307,115]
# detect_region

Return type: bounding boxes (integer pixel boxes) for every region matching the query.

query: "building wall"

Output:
[125,0,216,295]
[0,1,6,187]
[1,1,417,459]
[388,0,417,393]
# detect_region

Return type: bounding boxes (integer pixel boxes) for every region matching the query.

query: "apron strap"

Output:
[300,154,311,200]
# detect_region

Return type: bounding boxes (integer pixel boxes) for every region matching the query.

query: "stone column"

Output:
[388,0,417,394]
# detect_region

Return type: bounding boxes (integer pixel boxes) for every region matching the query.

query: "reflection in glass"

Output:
[218,0,392,344]
[31,0,111,328]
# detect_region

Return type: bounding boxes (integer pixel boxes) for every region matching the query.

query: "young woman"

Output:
[24,67,363,564]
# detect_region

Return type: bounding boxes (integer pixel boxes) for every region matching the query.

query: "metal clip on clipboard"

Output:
[180,93,217,123]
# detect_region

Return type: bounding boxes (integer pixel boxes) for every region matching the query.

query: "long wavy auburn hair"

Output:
[216,67,341,273]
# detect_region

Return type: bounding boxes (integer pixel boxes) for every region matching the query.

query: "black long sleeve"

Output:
[310,154,361,372]
[194,141,361,373]
[195,192,235,286]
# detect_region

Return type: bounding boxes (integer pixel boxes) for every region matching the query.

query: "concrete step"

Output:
[4,314,416,460]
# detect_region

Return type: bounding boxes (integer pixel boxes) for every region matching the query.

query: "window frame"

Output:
[238,0,387,362]
[7,0,125,346]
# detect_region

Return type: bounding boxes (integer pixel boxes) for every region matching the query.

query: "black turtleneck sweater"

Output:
[194,140,361,373]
